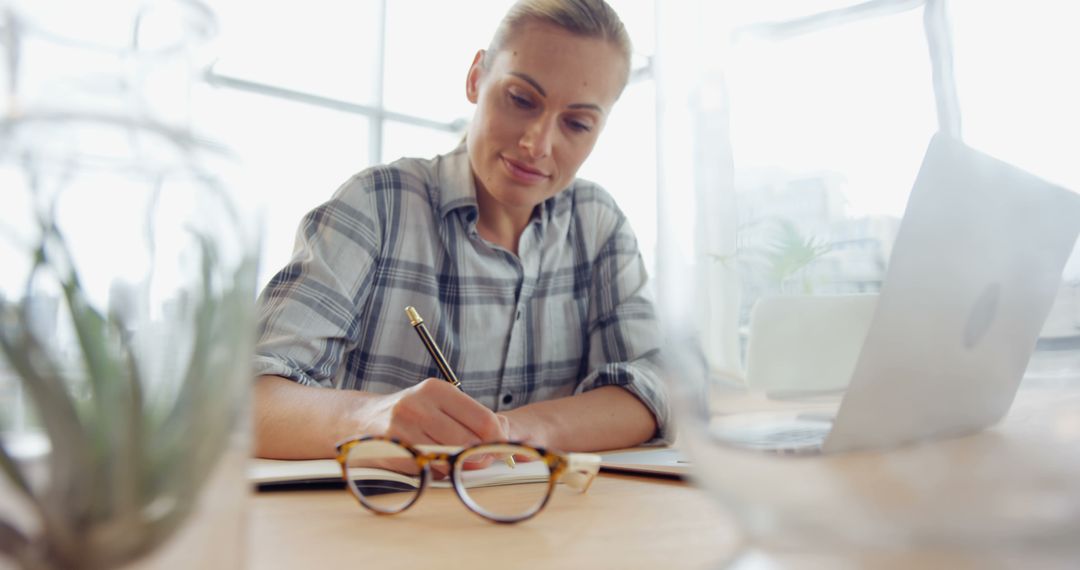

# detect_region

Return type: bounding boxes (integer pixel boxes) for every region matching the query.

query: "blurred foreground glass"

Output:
[0,1,258,568]
[658,142,1080,565]
[335,436,600,524]
[655,4,1080,565]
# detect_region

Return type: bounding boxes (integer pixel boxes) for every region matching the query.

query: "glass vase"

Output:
[0,1,257,568]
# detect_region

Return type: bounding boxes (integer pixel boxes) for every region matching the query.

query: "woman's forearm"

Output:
[253,375,375,459]
[501,385,657,452]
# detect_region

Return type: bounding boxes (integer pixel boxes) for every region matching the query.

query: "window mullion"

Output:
[370,0,388,164]
[923,0,962,139]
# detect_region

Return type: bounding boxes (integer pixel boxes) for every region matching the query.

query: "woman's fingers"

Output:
[383,379,508,445]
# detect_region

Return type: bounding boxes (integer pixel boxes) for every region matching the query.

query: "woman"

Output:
[253,0,667,459]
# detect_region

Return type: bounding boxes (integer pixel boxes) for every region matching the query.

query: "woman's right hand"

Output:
[357,378,509,447]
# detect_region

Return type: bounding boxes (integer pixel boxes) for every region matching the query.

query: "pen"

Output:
[405,306,515,468]
[405,306,461,389]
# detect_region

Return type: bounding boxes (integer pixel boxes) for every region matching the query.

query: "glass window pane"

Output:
[213,0,382,105]
[196,87,370,290]
[725,0,886,25]
[383,0,513,124]
[382,121,461,163]
[951,0,1079,191]
[727,9,935,219]
[720,8,936,330]
[609,0,656,58]
[578,79,658,269]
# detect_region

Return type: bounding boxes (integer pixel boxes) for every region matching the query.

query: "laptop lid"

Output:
[823,133,1080,453]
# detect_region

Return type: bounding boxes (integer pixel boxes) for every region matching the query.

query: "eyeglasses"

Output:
[334,436,600,523]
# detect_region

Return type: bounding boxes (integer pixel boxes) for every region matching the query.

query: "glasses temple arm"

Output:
[561,453,600,492]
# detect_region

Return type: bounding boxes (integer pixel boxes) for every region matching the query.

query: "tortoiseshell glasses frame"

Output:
[334,435,600,523]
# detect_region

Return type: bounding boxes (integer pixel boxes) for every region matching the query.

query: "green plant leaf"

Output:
[762,219,831,292]
[0,519,35,570]
[0,306,86,562]
[0,443,33,499]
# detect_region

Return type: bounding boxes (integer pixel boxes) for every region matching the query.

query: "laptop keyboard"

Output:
[711,424,831,454]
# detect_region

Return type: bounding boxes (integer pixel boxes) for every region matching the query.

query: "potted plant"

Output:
[0,218,256,569]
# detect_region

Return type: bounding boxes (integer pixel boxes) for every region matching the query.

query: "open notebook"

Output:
[251,457,555,490]
[598,447,689,478]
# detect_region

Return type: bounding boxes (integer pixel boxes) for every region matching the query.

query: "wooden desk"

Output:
[247,381,1080,569]
[248,472,740,570]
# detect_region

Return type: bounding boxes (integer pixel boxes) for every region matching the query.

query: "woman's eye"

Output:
[509,93,534,109]
[566,119,592,133]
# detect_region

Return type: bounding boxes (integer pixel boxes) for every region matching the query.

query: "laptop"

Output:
[714,133,1080,454]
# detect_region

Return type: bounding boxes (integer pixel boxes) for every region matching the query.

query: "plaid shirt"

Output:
[253,144,668,440]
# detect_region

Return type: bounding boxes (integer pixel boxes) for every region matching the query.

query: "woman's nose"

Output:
[519,116,555,159]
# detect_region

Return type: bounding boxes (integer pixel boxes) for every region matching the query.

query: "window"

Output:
[723,3,935,320]
[655,0,1080,374]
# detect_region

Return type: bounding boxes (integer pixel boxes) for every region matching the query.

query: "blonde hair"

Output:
[485,0,632,88]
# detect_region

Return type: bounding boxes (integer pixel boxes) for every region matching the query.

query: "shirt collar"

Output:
[436,143,477,220]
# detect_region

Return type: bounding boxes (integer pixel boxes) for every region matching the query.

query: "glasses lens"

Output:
[344,439,423,514]
[454,444,551,522]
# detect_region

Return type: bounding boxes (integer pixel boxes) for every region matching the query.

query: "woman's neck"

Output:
[475,205,532,256]
[473,181,534,256]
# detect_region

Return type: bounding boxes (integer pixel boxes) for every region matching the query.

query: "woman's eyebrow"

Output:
[509,71,547,96]
[508,71,606,114]
[569,102,604,113]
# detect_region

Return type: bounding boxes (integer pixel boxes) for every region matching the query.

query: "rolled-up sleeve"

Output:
[253,174,382,388]
[575,216,671,444]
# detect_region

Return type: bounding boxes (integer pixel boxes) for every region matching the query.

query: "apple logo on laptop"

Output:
[964,283,1000,349]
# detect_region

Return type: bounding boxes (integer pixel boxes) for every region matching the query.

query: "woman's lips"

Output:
[501,156,549,184]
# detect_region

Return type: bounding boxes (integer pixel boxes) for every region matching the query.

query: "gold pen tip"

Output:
[405,306,423,326]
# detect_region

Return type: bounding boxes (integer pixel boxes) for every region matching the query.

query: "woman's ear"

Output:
[465,49,486,104]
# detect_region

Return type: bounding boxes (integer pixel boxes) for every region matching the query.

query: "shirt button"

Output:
[515,309,522,321]
[502,393,513,405]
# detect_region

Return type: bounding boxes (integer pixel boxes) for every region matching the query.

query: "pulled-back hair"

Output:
[485,0,632,88]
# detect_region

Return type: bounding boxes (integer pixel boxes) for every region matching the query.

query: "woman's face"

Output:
[465,21,626,218]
